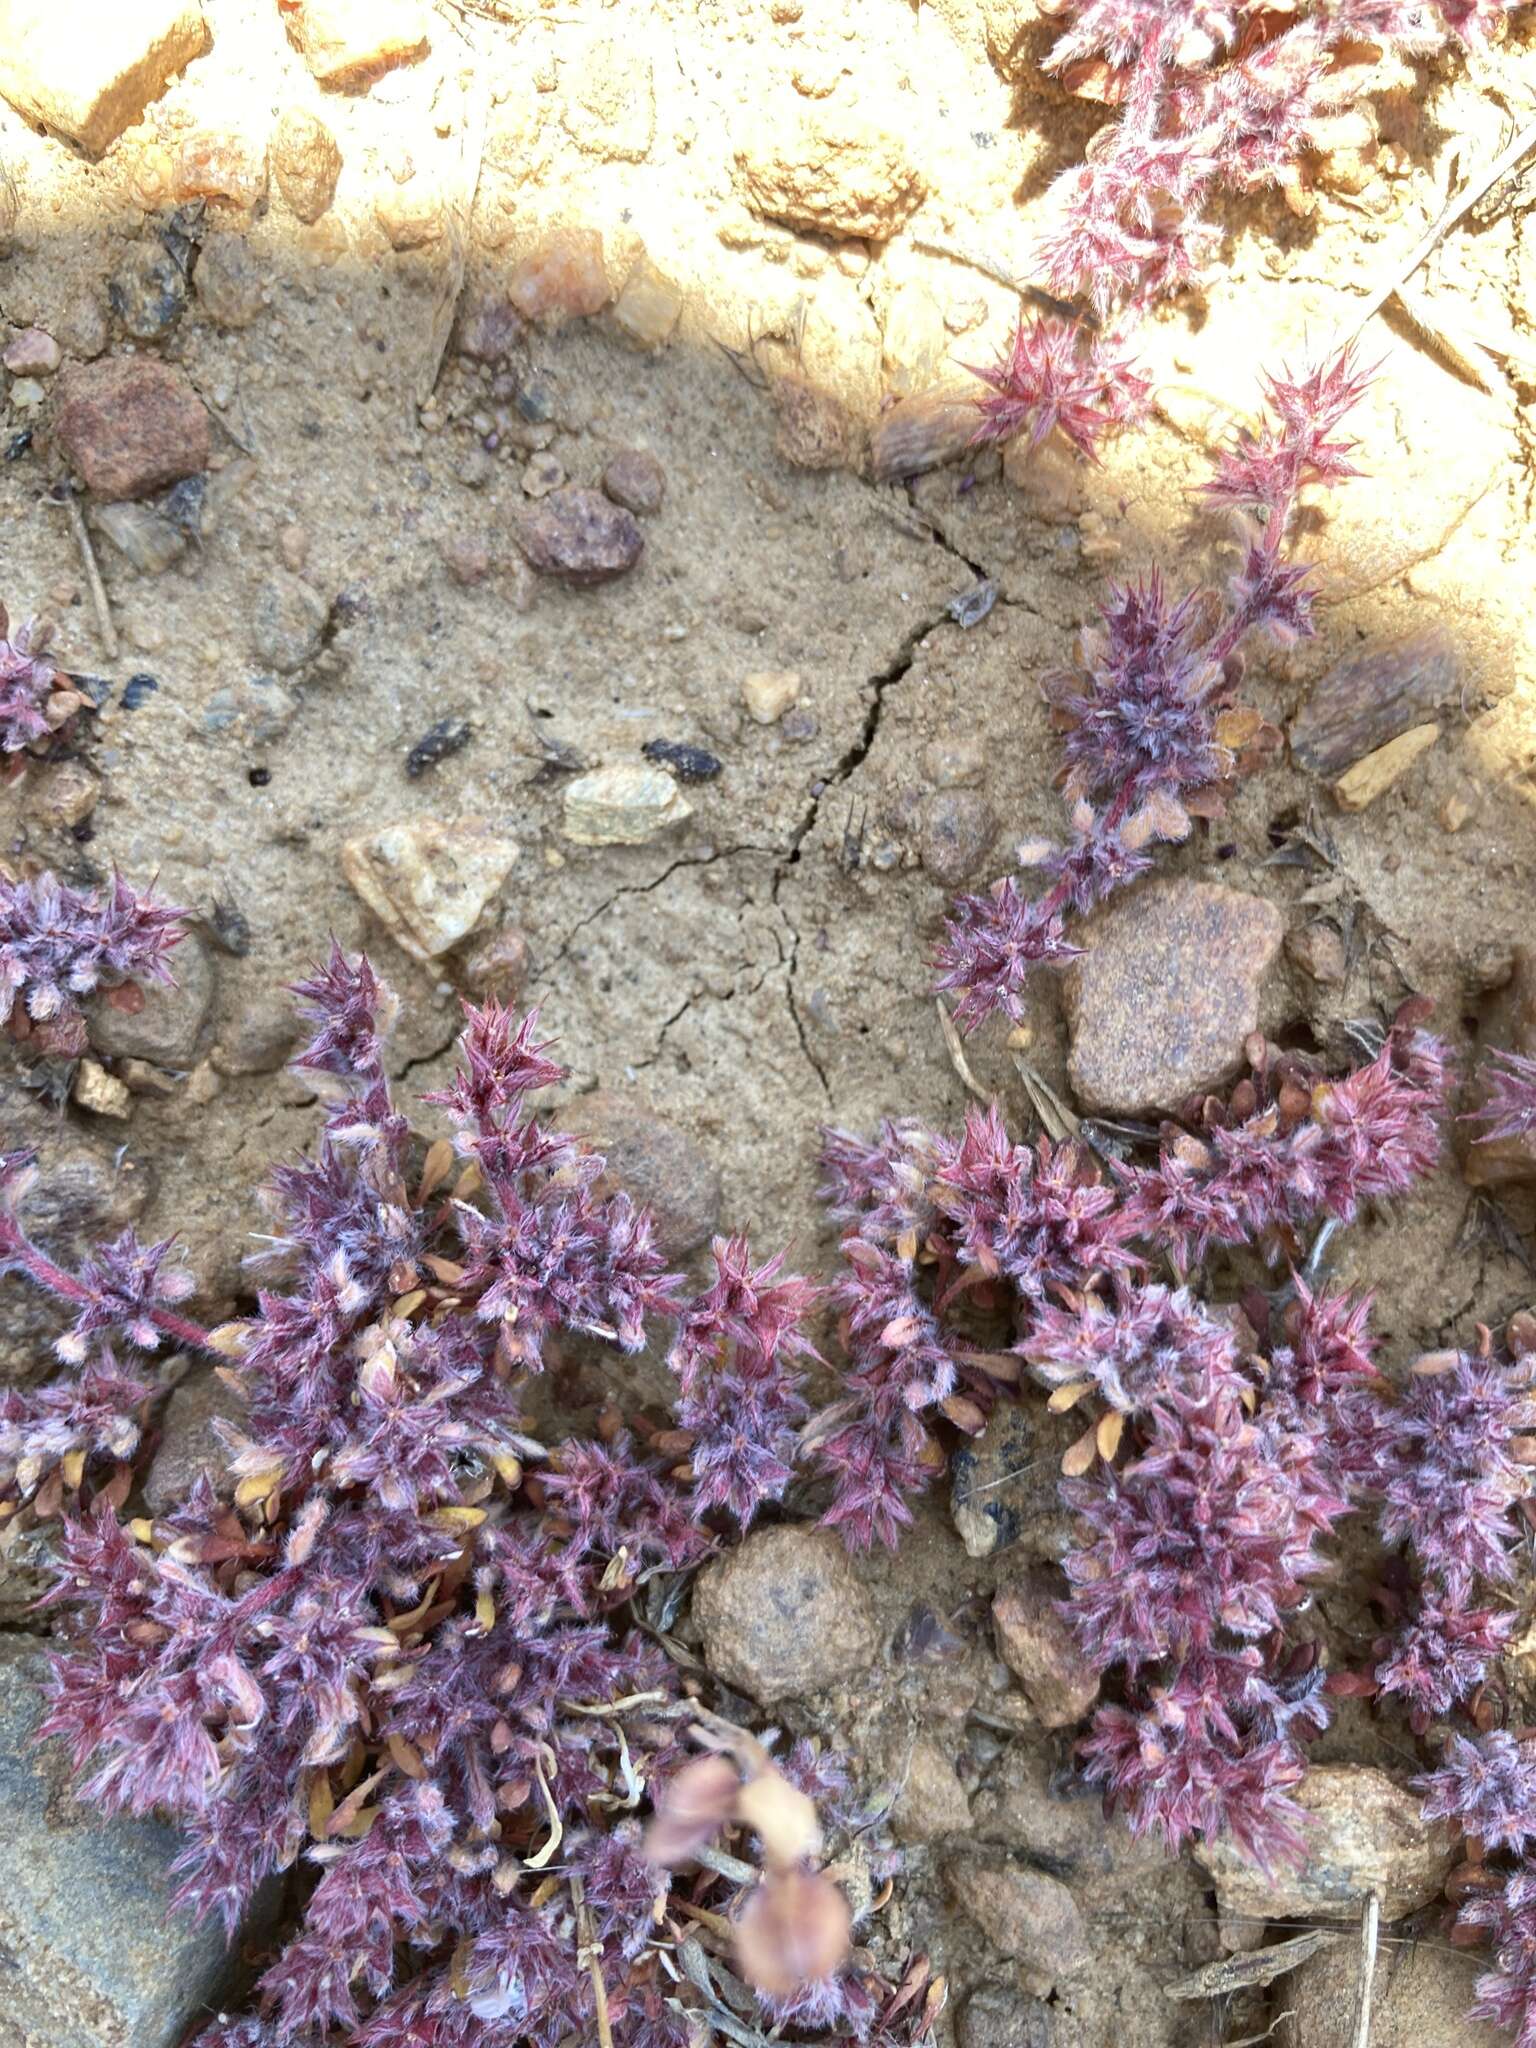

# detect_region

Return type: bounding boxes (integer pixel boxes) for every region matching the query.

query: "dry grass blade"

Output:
[1163,1928,1337,2000]
[1010,1051,1081,1141]
[1337,114,1536,348]
[1389,278,1502,394]
[1351,1893,1380,2048]
[936,999,991,1104]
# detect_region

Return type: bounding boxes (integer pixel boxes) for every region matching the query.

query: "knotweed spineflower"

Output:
[3,949,930,2048]
[938,349,1369,1033]
[0,868,186,1057]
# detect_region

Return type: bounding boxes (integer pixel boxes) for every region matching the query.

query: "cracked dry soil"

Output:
[5,2,1536,2040]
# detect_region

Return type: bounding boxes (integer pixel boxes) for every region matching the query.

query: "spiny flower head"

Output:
[0,869,186,1058]
[966,314,1150,461]
[1466,1045,1536,1146]
[1417,1729,1536,1855]
[0,609,71,755]
[1024,1282,1241,1415]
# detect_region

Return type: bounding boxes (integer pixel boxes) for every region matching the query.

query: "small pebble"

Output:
[271,107,342,224]
[923,735,986,788]
[642,737,722,783]
[74,1059,132,1120]
[108,244,187,341]
[278,524,310,572]
[741,668,800,724]
[507,228,611,329]
[921,790,997,886]
[2,329,61,377]
[513,488,643,585]
[174,132,268,209]
[561,763,692,845]
[440,532,493,586]
[947,578,998,628]
[193,232,265,328]
[601,448,666,516]
[406,718,474,778]
[521,451,565,498]
[459,925,530,1004]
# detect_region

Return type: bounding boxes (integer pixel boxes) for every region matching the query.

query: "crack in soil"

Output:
[540,843,773,981]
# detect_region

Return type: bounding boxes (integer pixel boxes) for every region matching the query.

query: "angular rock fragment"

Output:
[1194,1765,1455,1923]
[54,358,210,502]
[280,0,430,93]
[0,1634,232,2048]
[270,106,342,222]
[736,97,926,239]
[1290,627,1460,778]
[342,817,519,963]
[1331,723,1438,811]
[0,0,208,156]
[560,764,691,846]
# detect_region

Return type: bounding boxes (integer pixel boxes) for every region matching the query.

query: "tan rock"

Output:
[736,96,926,241]
[612,258,683,351]
[561,765,691,846]
[342,818,519,963]
[280,0,430,93]
[890,1737,972,1844]
[507,229,612,329]
[692,1526,878,1701]
[1331,723,1438,811]
[1281,1930,1502,2047]
[271,107,342,223]
[375,183,444,250]
[742,670,801,724]
[945,1860,1089,1995]
[0,0,208,157]
[1195,1765,1456,1924]
[991,1569,1099,1729]
[1063,880,1285,1115]
[74,1059,132,1120]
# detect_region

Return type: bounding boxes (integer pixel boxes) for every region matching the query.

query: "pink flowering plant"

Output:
[0,867,186,1058]
[0,948,941,2048]
[942,344,1371,1032]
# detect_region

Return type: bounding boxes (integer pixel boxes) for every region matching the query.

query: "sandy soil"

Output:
[3,1,1536,2041]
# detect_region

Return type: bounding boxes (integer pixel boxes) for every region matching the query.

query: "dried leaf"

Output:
[1061,1424,1098,1477]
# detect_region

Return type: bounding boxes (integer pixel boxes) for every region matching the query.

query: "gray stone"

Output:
[0,1086,154,1383]
[211,993,300,1076]
[1282,1933,1501,2047]
[91,501,186,576]
[692,1525,878,1702]
[601,448,666,517]
[560,1088,722,1259]
[88,934,215,1069]
[0,1633,232,2047]
[1063,880,1285,1115]
[108,243,188,341]
[944,1857,1089,1995]
[199,677,298,745]
[251,573,329,674]
[920,789,997,886]
[958,1986,1055,2048]
[143,1370,244,1514]
[193,231,264,328]
[1195,1765,1456,1925]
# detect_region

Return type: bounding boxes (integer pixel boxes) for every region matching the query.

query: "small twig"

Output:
[936,999,991,1104]
[1351,1893,1381,2048]
[1337,115,1536,349]
[1010,1052,1080,1142]
[571,1875,615,2048]
[54,491,117,660]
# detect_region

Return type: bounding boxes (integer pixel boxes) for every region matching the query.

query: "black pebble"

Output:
[406,718,474,779]
[122,674,159,710]
[642,738,722,784]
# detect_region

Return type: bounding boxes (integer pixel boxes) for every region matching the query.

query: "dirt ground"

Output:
[4,1,1536,2043]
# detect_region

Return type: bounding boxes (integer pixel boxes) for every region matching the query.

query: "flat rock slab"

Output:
[0,0,207,156]
[1063,879,1284,1116]
[1290,627,1461,778]
[1195,1764,1455,1925]
[0,1635,231,2048]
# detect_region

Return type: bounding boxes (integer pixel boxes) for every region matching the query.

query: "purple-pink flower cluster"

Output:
[1415,1729,1536,2045]
[2,947,936,2048]
[939,348,1370,1033]
[0,868,186,1058]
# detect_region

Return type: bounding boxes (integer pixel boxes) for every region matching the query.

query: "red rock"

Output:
[53,357,210,502]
